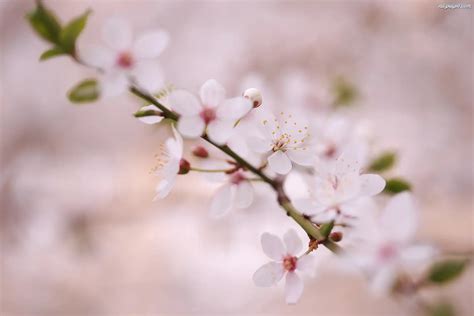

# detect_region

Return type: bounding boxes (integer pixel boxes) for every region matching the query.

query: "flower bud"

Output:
[243,88,262,108]
[192,146,209,158]
[178,158,191,175]
[329,231,343,242]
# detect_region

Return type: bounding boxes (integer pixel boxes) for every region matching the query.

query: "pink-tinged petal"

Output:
[169,90,201,115]
[335,146,362,175]
[209,184,234,218]
[400,244,437,268]
[312,209,338,223]
[102,18,133,51]
[293,198,326,216]
[287,149,315,166]
[283,229,302,255]
[177,115,205,138]
[153,177,175,200]
[369,265,397,295]
[132,30,169,59]
[297,255,315,272]
[131,61,164,92]
[207,119,234,145]
[261,233,285,261]
[359,174,386,196]
[379,192,418,243]
[217,97,252,120]
[285,272,304,304]
[268,151,292,175]
[137,105,163,124]
[78,45,115,69]
[168,125,183,158]
[248,137,272,154]
[235,181,254,208]
[200,79,225,108]
[99,71,129,98]
[253,262,285,287]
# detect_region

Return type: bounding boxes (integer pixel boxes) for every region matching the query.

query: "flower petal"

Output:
[169,90,201,115]
[137,105,163,124]
[132,30,169,59]
[311,209,338,223]
[297,255,315,272]
[200,79,225,108]
[216,97,252,120]
[99,71,129,98]
[248,137,272,154]
[131,61,164,92]
[102,18,133,51]
[335,146,362,175]
[177,115,205,138]
[153,177,175,200]
[285,272,304,304]
[209,184,234,218]
[283,229,302,255]
[207,119,234,145]
[287,149,314,167]
[400,244,437,268]
[369,265,396,295]
[235,181,254,209]
[293,198,326,217]
[268,151,292,175]
[78,45,115,69]
[359,174,386,196]
[261,233,285,261]
[253,262,285,287]
[379,192,418,243]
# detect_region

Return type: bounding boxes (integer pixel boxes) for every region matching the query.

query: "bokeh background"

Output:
[0,0,473,315]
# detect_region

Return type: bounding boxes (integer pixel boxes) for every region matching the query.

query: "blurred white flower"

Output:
[170,79,252,144]
[253,230,314,304]
[81,18,169,97]
[136,104,164,125]
[209,171,254,217]
[294,147,385,223]
[348,193,437,295]
[152,126,183,200]
[249,112,314,175]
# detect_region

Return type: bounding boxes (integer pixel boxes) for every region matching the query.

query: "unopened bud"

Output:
[329,231,343,242]
[192,146,209,158]
[178,158,191,174]
[243,88,262,108]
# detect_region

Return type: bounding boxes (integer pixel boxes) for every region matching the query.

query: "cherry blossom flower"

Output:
[81,18,169,97]
[151,126,183,200]
[209,171,254,217]
[249,112,314,175]
[169,79,252,145]
[253,229,314,304]
[348,193,437,294]
[294,147,385,223]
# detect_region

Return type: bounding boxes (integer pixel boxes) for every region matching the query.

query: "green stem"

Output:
[190,167,231,173]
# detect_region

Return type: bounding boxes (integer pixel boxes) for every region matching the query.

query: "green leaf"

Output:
[39,46,65,61]
[68,79,99,104]
[430,302,455,316]
[60,9,91,54]
[320,221,334,238]
[428,259,468,284]
[332,76,358,107]
[368,151,397,172]
[26,1,62,44]
[383,178,411,194]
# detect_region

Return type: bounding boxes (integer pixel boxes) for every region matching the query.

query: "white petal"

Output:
[207,119,234,145]
[297,255,315,272]
[200,79,225,108]
[217,97,252,120]
[379,192,418,243]
[335,146,362,175]
[369,265,397,295]
[261,233,285,261]
[132,30,169,59]
[169,90,201,115]
[153,177,175,200]
[209,184,234,218]
[312,209,338,223]
[248,137,272,154]
[168,125,183,158]
[78,45,115,69]
[235,181,254,208]
[137,105,163,124]
[287,149,314,166]
[400,244,437,268]
[285,272,304,304]
[293,198,326,216]
[131,61,164,92]
[283,229,302,255]
[102,18,133,51]
[177,115,205,138]
[268,151,292,175]
[359,174,386,196]
[253,262,285,287]
[99,71,129,98]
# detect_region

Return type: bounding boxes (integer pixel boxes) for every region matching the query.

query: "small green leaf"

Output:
[68,79,99,103]
[60,9,91,54]
[383,178,411,194]
[332,76,358,107]
[39,46,65,61]
[430,302,455,316]
[368,151,397,172]
[26,1,62,44]
[428,259,468,284]
[320,221,334,238]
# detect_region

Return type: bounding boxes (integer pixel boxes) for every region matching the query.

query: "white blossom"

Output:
[209,171,254,217]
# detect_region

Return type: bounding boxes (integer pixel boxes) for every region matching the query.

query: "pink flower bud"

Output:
[178,158,191,174]
[243,88,262,108]
[192,146,209,158]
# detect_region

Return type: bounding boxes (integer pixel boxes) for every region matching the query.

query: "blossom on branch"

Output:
[209,171,254,217]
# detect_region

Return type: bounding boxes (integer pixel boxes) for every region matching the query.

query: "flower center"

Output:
[230,172,246,184]
[282,255,297,272]
[378,244,398,262]
[272,133,291,152]
[116,51,134,68]
[200,107,217,124]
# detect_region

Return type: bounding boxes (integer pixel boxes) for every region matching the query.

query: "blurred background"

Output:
[0,0,472,315]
